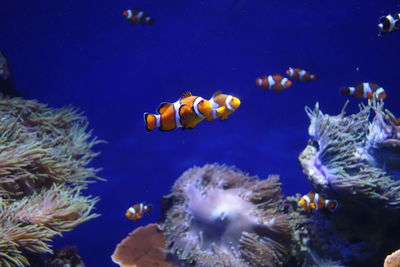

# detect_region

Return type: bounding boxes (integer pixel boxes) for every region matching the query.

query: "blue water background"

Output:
[1,0,399,265]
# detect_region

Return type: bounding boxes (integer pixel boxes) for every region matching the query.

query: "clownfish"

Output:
[298,192,338,212]
[206,91,241,121]
[144,92,212,132]
[255,74,292,93]
[286,67,317,82]
[125,203,152,222]
[341,82,387,100]
[378,12,400,35]
[122,9,155,25]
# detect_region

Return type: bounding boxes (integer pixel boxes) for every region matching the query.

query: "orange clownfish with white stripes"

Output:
[125,203,152,222]
[206,91,241,121]
[144,92,212,132]
[298,192,338,212]
[341,82,387,100]
[256,74,292,93]
[122,8,155,25]
[286,67,317,82]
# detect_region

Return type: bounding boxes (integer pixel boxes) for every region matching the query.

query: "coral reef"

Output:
[298,100,400,266]
[0,96,103,266]
[367,101,400,174]
[21,245,86,267]
[112,223,175,267]
[113,100,400,267]
[43,246,86,267]
[384,249,400,267]
[161,163,293,267]
[0,51,20,97]
[300,101,400,207]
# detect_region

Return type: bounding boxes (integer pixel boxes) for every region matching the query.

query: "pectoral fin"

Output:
[216,106,230,120]
[179,104,191,118]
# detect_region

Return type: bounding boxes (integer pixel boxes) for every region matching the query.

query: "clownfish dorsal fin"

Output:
[157,102,171,114]
[212,90,222,98]
[180,91,192,100]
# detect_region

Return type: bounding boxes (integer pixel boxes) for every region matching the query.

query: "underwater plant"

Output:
[161,163,293,267]
[0,96,103,266]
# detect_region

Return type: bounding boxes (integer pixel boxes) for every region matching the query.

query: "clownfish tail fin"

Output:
[144,113,157,132]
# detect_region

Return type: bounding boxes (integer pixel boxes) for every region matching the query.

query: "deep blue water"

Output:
[1,0,400,266]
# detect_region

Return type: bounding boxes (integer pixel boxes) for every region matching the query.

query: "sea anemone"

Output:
[161,163,292,267]
[0,96,103,266]
[298,100,400,266]
[366,100,400,175]
[299,101,400,207]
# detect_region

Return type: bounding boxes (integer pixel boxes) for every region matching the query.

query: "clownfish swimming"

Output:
[122,9,155,25]
[298,192,338,212]
[125,203,152,222]
[286,67,317,82]
[206,91,241,121]
[144,92,212,132]
[378,12,400,35]
[341,82,387,100]
[256,74,292,93]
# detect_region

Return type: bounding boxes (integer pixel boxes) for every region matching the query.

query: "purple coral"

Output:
[161,163,292,267]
